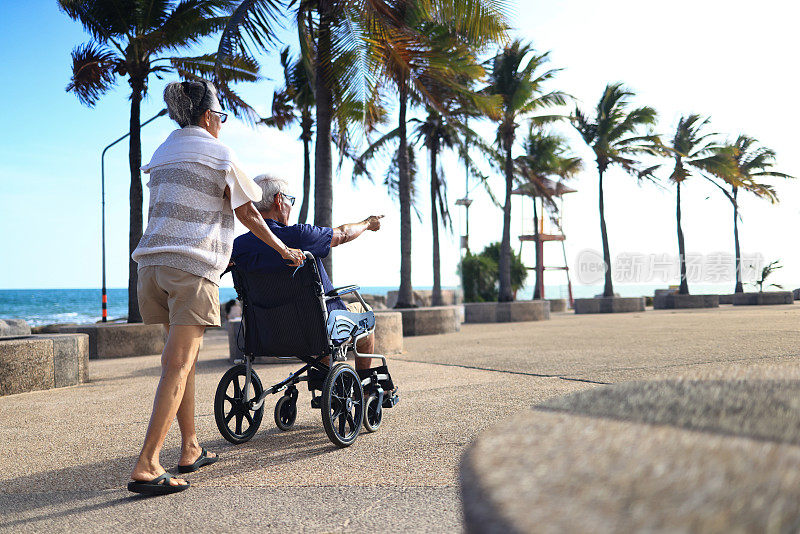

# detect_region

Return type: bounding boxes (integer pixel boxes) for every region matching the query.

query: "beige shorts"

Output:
[137,265,220,326]
[346,301,367,313]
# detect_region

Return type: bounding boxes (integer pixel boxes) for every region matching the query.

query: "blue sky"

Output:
[1,0,798,291]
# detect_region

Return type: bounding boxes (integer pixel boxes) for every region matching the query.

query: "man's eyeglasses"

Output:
[209,110,228,123]
[281,192,296,206]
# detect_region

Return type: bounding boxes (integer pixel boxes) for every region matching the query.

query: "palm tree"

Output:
[416,109,465,306]
[708,135,793,293]
[665,115,733,294]
[60,0,255,322]
[358,105,497,307]
[572,83,659,298]
[217,0,385,277]
[515,127,582,299]
[219,1,505,287]
[262,47,315,224]
[363,1,506,308]
[355,50,500,308]
[485,41,567,302]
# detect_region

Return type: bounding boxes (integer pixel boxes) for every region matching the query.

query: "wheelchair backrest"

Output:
[231,260,330,358]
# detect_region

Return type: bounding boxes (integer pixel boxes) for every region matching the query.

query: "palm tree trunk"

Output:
[430,146,442,307]
[532,197,541,300]
[396,83,414,308]
[733,186,743,293]
[127,83,144,323]
[498,138,514,302]
[298,111,312,225]
[314,0,334,277]
[598,166,614,297]
[676,180,689,294]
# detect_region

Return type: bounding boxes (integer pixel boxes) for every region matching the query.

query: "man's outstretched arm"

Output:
[331,215,383,247]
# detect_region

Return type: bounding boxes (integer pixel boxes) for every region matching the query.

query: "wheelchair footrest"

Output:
[310,397,321,409]
[382,391,399,408]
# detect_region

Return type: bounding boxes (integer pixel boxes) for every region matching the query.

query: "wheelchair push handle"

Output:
[291,251,322,280]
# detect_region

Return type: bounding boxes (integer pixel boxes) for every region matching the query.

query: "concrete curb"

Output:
[733,291,794,305]
[55,323,165,359]
[374,311,403,354]
[393,306,461,336]
[464,301,550,323]
[0,319,31,337]
[653,294,720,309]
[0,333,89,396]
[547,298,569,312]
[461,379,800,533]
[573,296,645,314]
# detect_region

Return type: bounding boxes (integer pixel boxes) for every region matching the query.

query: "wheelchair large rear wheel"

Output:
[214,365,264,444]
[321,363,364,448]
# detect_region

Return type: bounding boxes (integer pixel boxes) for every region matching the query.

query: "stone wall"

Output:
[394,306,461,336]
[0,319,31,337]
[464,301,551,323]
[55,323,165,359]
[0,334,89,396]
[386,289,463,308]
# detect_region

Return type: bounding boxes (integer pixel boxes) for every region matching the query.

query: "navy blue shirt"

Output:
[231,219,346,311]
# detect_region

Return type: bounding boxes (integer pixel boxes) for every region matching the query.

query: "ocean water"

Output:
[0,286,404,326]
[0,283,743,326]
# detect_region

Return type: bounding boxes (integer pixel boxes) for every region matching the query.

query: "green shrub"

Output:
[460,242,528,303]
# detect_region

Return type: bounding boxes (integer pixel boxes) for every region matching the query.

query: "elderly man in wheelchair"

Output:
[213,174,399,448]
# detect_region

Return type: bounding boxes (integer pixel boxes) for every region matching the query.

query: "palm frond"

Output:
[172,54,262,124]
[353,127,401,181]
[216,0,285,75]
[57,0,130,47]
[261,88,296,129]
[170,53,260,83]
[66,42,120,107]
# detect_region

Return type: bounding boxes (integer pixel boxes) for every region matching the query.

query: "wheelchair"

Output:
[214,252,399,448]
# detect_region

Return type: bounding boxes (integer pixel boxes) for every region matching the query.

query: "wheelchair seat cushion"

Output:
[327,309,376,345]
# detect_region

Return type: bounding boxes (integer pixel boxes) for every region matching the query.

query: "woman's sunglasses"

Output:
[209,110,228,123]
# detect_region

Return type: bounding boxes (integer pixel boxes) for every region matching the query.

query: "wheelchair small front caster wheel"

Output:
[214,365,264,444]
[363,394,383,433]
[274,394,297,431]
[321,363,364,448]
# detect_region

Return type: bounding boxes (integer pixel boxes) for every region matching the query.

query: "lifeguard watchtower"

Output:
[513,178,576,305]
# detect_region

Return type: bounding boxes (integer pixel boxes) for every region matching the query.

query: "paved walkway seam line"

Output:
[398,359,611,385]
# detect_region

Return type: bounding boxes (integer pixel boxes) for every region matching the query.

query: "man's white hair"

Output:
[253,174,290,212]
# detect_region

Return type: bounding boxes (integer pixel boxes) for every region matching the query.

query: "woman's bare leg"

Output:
[130,324,205,485]
[176,342,216,465]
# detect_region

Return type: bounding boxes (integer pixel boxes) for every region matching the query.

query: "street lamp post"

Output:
[100,109,167,322]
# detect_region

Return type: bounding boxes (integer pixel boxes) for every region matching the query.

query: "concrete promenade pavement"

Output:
[2,304,800,532]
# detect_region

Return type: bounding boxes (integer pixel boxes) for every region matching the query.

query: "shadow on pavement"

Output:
[1,420,341,527]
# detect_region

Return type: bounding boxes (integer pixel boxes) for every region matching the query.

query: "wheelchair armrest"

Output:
[326,285,360,297]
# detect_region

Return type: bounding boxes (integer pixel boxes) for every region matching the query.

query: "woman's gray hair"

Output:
[253,175,290,212]
[163,79,218,127]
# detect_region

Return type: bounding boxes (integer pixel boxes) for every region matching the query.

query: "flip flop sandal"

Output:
[178,448,219,473]
[127,472,190,495]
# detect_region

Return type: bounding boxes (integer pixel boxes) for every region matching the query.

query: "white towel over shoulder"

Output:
[142,125,261,208]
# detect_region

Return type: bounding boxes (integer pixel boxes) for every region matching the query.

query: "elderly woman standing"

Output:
[127,80,304,495]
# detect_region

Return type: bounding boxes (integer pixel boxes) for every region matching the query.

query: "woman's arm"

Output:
[234,200,305,267]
